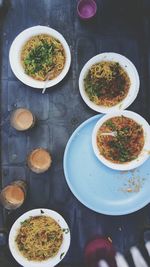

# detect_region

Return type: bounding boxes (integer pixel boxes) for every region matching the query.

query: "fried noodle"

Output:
[97,116,144,163]
[84,61,130,107]
[21,34,65,81]
[16,216,63,261]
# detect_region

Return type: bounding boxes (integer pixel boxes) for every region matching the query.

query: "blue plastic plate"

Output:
[63,115,150,215]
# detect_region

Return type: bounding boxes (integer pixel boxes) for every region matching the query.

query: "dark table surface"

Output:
[0,0,150,266]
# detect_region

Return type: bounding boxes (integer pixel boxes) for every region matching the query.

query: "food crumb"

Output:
[118,227,122,231]
[127,188,132,192]
[120,176,145,193]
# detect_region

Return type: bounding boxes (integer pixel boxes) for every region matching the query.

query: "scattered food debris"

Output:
[120,176,145,193]
[127,188,132,192]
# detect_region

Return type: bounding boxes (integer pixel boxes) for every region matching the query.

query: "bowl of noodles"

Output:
[9,209,70,267]
[9,26,71,89]
[79,53,140,113]
[92,111,150,170]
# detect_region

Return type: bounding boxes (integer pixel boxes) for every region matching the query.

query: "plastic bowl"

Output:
[9,209,71,267]
[77,0,97,20]
[92,110,150,171]
[79,52,140,113]
[9,26,71,89]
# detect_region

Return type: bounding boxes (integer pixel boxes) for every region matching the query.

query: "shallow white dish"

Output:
[92,110,150,171]
[9,208,70,267]
[79,52,140,113]
[9,26,71,89]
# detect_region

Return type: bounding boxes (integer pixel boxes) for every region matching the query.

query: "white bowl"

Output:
[9,209,71,267]
[79,52,140,113]
[92,111,150,171]
[9,26,71,89]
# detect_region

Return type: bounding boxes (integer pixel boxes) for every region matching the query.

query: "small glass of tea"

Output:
[0,180,27,210]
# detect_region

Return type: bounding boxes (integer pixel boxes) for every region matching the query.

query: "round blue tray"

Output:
[63,115,150,215]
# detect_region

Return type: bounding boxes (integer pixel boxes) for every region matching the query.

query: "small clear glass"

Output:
[0,180,27,210]
[27,148,52,173]
[10,108,36,131]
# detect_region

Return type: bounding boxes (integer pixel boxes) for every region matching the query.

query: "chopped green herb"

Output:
[60,252,65,259]
[20,220,28,225]
[62,228,69,234]
[24,41,54,76]
[105,120,116,130]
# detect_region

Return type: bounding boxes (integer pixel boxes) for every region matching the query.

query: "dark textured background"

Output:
[0,0,150,266]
